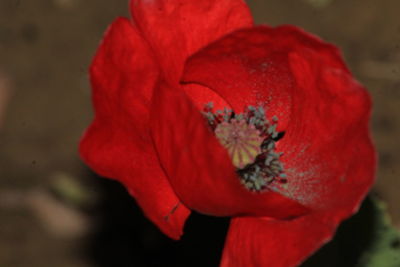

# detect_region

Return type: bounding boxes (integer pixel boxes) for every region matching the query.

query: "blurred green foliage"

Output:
[302,0,334,8]
[356,198,400,267]
[302,195,400,267]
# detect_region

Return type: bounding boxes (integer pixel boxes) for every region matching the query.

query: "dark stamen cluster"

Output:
[203,103,287,192]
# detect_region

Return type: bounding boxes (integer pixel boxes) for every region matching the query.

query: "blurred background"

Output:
[0,0,399,266]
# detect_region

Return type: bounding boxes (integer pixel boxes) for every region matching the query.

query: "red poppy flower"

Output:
[79,0,376,266]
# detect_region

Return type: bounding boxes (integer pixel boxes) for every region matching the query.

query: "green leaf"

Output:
[356,197,400,267]
[301,195,400,267]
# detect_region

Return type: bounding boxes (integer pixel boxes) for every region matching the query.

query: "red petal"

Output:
[182,25,349,129]
[278,50,375,217]
[182,26,375,216]
[130,0,253,83]
[221,214,337,267]
[79,17,190,239]
[183,83,231,111]
[150,80,308,219]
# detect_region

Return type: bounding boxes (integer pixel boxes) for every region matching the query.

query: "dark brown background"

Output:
[0,0,399,266]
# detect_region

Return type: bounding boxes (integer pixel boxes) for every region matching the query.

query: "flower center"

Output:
[203,103,287,192]
[215,119,263,169]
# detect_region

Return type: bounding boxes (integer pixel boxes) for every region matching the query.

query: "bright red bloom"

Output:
[79,0,376,266]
